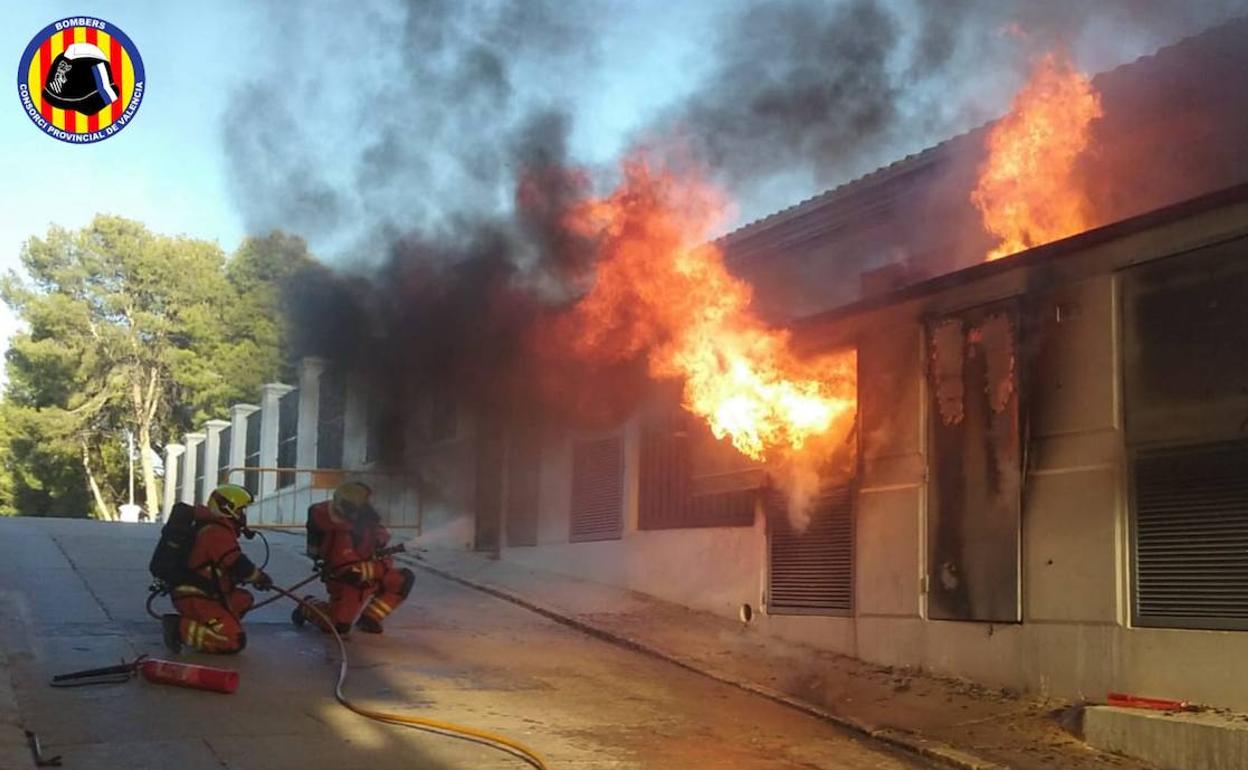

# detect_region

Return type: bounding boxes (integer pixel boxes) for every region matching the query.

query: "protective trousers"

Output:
[300,566,413,633]
[172,588,254,653]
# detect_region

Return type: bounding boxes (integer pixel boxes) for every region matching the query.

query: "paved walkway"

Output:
[407,546,1160,770]
[0,518,936,770]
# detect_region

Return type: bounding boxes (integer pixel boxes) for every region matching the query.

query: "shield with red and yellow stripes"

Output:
[17,16,145,144]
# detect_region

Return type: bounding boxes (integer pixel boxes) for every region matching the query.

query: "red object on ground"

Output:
[139,658,239,694]
[1106,692,1189,711]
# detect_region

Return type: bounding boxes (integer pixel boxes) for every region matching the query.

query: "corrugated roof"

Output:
[719,14,1248,250]
[714,15,1248,320]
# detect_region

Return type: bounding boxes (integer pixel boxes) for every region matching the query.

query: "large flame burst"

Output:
[556,158,856,461]
[972,53,1103,261]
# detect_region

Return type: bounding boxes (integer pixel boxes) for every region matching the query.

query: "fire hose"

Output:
[268,583,550,770]
[139,548,550,770]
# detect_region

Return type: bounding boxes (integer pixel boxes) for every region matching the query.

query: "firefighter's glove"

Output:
[339,566,368,588]
[251,570,274,591]
[339,561,376,586]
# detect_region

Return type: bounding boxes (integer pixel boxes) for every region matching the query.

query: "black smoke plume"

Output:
[222,0,1248,462]
[646,0,1248,210]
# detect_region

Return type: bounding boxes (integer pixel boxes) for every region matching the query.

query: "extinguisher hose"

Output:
[268,584,550,770]
[144,570,323,620]
[49,657,145,688]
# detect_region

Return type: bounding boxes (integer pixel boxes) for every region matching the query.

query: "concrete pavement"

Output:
[0,517,936,770]
[408,546,1165,770]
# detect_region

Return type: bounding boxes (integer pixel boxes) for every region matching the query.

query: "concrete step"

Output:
[1084,705,1248,770]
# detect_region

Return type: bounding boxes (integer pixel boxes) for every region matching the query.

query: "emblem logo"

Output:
[17,17,145,144]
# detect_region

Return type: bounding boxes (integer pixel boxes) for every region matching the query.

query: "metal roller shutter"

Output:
[1133,440,1248,630]
[767,485,854,615]
[317,367,345,469]
[194,441,206,504]
[277,388,298,488]
[638,408,759,530]
[217,426,231,481]
[570,436,624,542]
[506,425,541,547]
[244,411,260,495]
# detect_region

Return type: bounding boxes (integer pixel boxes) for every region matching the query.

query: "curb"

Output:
[403,556,1010,770]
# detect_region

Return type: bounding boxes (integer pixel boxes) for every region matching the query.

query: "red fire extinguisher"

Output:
[139,658,239,693]
[51,655,239,694]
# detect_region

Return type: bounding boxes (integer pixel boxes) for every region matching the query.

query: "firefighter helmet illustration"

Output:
[17,17,145,144]
[41,43,118,116]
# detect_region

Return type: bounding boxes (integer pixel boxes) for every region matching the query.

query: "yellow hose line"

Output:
[272,586,550,770]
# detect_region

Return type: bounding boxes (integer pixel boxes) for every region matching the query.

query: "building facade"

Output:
[413,18,1248,711]
[166,18,1248,713]
[454,186,1248,712]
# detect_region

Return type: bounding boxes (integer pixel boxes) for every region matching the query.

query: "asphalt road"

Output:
[0,517,933,770]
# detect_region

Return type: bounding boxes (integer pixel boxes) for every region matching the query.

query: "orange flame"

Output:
[556,158,855,461]
[972,53,1103,261]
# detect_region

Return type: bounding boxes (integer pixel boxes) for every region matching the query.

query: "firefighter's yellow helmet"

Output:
[332,481,373,518]
[208,483,254,521]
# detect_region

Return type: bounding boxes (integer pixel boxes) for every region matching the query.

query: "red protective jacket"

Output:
[309,501,392,581]
[174,505,260,598]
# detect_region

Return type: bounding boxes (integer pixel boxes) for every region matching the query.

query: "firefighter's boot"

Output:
[291,597,311,628]
[161,614,183,654]
[354,615,384,634]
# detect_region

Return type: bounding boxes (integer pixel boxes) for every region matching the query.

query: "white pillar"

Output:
[228,404,259,486]
[258,383,294,498]
[343,370,368,469]
[296,357,324,470]
[200,419,231,502]
[181,432,205,504]
[163,443,185,518]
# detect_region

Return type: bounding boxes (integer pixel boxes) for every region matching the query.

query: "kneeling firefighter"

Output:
[294,482,414,635]
[155,484,274,654]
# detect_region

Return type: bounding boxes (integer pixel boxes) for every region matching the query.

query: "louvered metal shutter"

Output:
[506,426,540,547]
[318,367,345,469]
[639,410,758,530]
[244,411,260,496]
[217,426,231,481]
[193,441,206,504]
[1133,441,1248,630]
[638,416,692,528]
[767,485,854,615]
[277,388,298,488]
[689,489,756,526]
[570,436,623,542]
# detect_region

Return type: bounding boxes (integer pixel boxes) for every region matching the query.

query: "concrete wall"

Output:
[501,421,765,618]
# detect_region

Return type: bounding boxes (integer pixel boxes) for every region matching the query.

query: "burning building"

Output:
[170,15,1248,712]
[414,17,1248,709]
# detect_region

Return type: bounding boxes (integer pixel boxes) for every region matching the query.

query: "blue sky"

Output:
[0,1,720,364]
[1,3,260,350]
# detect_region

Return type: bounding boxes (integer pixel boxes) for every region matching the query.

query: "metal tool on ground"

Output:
[50,655,240,694]
[25,730,62,767]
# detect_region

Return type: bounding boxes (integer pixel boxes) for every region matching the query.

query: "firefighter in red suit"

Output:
[161,484,273,654]
[294,482,415,635]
